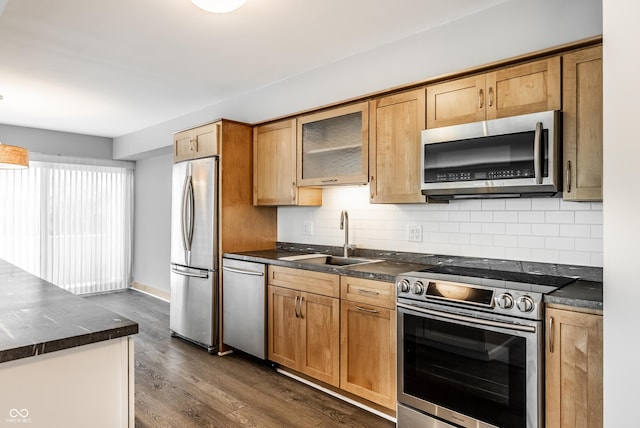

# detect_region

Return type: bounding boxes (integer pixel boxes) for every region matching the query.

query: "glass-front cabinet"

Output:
[297,102,369,186]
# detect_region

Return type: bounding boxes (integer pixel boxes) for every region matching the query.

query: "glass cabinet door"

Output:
[297,102,369,186]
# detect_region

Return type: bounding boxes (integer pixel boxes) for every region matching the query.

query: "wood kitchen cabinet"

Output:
[267,266,340,387]
[369,88,426,203]
[562,45,603,201]
[340,276,396,409]
[297,102,369,186]
[173,122,219,162]
[545,306,603,428]
[426,56,561,128]
[253,119,322,206]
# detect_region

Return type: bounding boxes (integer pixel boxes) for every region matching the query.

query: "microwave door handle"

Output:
[534,121,543,184]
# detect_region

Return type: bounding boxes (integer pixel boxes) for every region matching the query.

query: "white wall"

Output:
[279,187,603,266]
[603,0,640,424]
[113,0,602,160]
[131,152,172,293]
[0,123,113,159]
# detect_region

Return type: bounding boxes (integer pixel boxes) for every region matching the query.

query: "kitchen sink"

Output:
[278,254,382,267]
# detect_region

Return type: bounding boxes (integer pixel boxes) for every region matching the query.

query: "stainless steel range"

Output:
[396,266,576,428]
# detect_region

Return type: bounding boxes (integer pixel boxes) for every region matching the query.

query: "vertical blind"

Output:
[0,154,135,294]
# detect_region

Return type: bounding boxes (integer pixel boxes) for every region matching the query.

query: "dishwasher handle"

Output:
[222,266,265,276]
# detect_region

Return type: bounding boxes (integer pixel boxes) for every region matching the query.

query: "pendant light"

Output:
[190,0,247,13]
[0,142,29,169]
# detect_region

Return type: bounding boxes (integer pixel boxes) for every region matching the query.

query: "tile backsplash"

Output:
[277,186,603,267]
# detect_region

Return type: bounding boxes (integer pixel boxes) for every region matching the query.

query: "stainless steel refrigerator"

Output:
[170,156,219,353]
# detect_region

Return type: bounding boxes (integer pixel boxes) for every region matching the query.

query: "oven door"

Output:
[397,302,543,428]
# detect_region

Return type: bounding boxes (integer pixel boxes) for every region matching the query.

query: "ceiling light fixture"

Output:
[0,142,30,169]
[190,0,247,13]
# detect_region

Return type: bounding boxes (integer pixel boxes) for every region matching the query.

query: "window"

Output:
[0,154,135,294]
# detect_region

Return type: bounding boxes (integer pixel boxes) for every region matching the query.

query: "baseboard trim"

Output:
[276,368,397,423]
[130,282,170,302]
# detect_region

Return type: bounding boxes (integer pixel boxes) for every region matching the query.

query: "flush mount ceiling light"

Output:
[0,142,30,169]
[190,0,247,13]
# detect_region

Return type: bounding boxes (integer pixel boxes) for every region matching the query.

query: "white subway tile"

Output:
[518,236,545,249]
[470,234,493,245]
[482,223,506,234]
[494,211,518,223]
[518,211,545,223]
[482,246,506,259]
[506,223,532,235]
[545,237,574,251]
[531,198,560,211]
[575,238,603,252]
[440,222,461,233]
[506,199,532,210]
[531,224,560,237]
[460,223,482,233]
[470,211,493,222]
[575,211,603,225]
[591,225,603,238]
[559,224,591,238]
[449,211,470,222]
[559,199,592,211]
[494,235,518,247]
[449,233,471,244]
[457,199,482,211]
[590,202,603,211]
[559,251,591,266]
[481,199,506,211]
[530,249,560,263]
[426,232,449,243]
[591,252,603,267]
[505,248,532,261]
[545,211,575,224]
[428,211,449,222]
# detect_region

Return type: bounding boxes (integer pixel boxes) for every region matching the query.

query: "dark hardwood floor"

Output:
[85,289,395,428]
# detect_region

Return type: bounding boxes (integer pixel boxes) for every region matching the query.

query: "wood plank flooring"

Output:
[85,290,395,428]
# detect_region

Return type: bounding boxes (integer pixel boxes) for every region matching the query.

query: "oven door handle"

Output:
[397,302,537,333]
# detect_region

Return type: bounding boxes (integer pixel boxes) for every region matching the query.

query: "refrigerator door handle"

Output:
[171,266,209,279]
[181,175,195,252]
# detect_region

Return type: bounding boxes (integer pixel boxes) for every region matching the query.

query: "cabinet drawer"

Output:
[340,276,395,309]
[268,265,339,298]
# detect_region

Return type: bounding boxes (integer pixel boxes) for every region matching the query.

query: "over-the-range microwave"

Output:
[421,110,561,200]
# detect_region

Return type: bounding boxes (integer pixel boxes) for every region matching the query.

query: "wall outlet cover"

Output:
[303,221,314,236]
[407,225,423,242]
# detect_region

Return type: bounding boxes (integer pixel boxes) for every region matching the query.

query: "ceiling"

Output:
[0,0,507,138]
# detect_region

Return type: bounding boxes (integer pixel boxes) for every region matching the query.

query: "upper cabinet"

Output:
[173,122,219,163]
[253,119,322,206]
[297,102,369,186]
[369,88,426,203]
[426,56,561,128]
[562,45,603,201]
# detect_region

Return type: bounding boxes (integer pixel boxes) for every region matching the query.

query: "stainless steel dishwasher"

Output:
[221,258,267,359]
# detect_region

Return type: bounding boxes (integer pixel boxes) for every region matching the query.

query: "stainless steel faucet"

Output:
[340,210,352,258]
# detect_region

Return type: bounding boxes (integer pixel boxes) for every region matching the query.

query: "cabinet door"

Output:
[299,292,340,387]
[486,56,561,119]
[340,300,396,409]
[545,307,603,428]
[370,88,426,203]
[297,102,369,186]
[174,129,194,163]
[562,46,603,201]
[192,123,219,159]
[426,75,486,128]
[267,285,300,369]
[253,120,322,206]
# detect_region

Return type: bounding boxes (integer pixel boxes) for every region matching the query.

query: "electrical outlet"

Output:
[407,225,423,242]
[303,221,314,236]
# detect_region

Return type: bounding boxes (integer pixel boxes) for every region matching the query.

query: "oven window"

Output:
[423,130,549,183]
[402,313,527,428]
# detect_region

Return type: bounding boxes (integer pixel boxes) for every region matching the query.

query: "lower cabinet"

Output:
[340,277,396,409]
[545,306,603,428]
[267,265,396,411]
[267,267,340,387]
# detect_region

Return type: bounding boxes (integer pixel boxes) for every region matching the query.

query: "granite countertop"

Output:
[0,259,139,364]
[224,244,603,312]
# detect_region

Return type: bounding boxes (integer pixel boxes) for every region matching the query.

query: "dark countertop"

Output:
[224,244,603,312]
[0,259,139,364]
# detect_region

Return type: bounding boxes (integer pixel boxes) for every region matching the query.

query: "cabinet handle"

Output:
[294,296,299,318]
[298,296,304,319]
[566,160,572,193]
[291,181,296,202]
[356,306,379,314]
[548,316,554,353]
[357,288,380,296]
[478,89,484,109]
[488,86,494,107]
[370,176,375,199]
[320,178,338,184]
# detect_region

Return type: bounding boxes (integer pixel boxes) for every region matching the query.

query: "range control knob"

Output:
[496,293,514,309]
[398,279,411,293]
[516,296,535,313]
[411,281,424,295]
